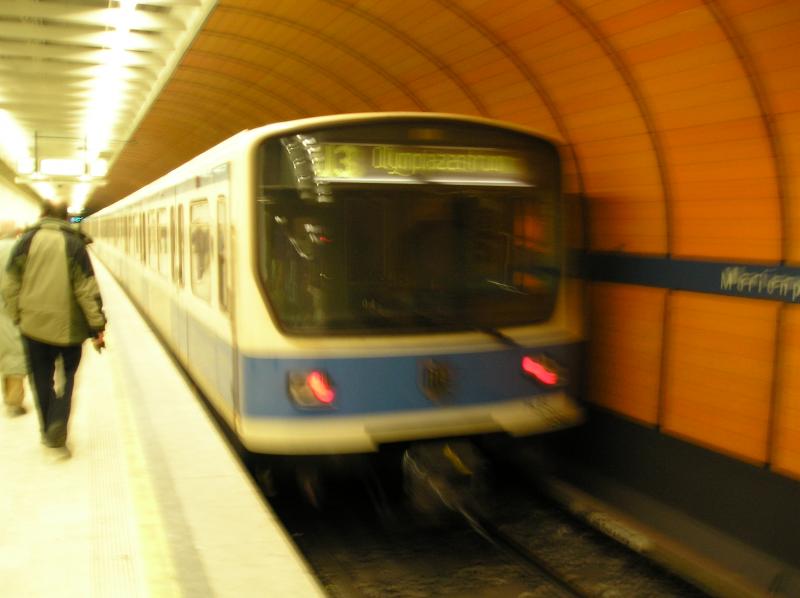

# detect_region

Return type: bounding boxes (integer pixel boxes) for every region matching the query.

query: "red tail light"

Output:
[288,370,336,408]
[522,356,559,386]
[306,371,335,404]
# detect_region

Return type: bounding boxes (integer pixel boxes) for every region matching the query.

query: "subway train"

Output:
[86,113,584,473]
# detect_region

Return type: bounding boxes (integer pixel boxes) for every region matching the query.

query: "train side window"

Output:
[169,206,175,279]
[148,210,158,270]
[140,212,146,264]
[189,200,211,301]
[176,203,185,286]
[133,213,140,261]
[125,214,130,256]
[217,194,229,312]
[158,208,169,276]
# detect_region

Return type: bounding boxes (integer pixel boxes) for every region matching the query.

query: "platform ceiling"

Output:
[13,0,799,263]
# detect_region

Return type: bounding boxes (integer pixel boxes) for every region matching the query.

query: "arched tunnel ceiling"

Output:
[89,0,800,264]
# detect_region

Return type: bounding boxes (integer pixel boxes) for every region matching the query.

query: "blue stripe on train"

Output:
[173,294,582,419]
[240,341,581,418]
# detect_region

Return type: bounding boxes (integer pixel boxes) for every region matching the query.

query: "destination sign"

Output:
[311,143,530,184]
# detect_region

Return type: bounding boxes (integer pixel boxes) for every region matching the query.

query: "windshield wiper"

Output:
[361,297,522,347]
[486,279,527,294]
[411,308,521,348]
[471,325,520,348]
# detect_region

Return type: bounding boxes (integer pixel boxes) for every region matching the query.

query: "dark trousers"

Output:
[22,336,82,438]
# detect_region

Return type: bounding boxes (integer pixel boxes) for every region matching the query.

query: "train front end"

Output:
[238,115,584,456]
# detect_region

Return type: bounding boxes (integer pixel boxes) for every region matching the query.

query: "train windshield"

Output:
[256,120,561,335]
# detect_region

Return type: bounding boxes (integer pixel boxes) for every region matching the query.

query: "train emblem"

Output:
[419,359,454,403]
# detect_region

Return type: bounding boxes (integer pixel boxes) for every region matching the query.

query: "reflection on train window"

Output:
[176,203,184,286]
[123,216,129,254]
[147,209,158,270]
[217,195,229,312]
[190,200,211,301]
[140,213,146,265]
[259,190,558,335]
[157,208,169,276]
[257,127,560,335]
[129,214,136,260]
[169,206,176,281]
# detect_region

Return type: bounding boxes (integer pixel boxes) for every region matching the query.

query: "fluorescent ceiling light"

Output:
[70,183,92,210]
[40,159,85,177]
[89,159,109,177]
[84,0,139,162]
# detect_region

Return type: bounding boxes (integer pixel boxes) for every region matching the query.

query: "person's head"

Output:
[41,202,69,221]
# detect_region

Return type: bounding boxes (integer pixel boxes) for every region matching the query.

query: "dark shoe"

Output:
[5,404,26,417]
[45,421,67,447]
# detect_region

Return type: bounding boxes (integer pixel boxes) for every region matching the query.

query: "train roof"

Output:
[91,112,562,217]
[247,112,563,146]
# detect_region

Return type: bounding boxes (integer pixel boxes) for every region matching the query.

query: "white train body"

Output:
[87,113,584,455]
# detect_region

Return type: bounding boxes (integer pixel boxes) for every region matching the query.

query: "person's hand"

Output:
[92,331,105,353]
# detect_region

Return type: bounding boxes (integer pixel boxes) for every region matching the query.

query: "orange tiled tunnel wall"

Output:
[89,1,800,478]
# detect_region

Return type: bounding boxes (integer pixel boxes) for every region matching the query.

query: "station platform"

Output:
[0,258,324,597]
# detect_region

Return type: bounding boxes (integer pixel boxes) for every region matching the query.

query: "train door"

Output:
[227,213,242,429]
[133,211,147,302]
[215,191,238,417]
[171,201,189,363]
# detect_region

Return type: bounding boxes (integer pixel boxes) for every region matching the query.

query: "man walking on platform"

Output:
[1,203,106,451]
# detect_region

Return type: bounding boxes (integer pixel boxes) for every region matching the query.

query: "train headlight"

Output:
[521,355,565,387]
[288,370,336,408]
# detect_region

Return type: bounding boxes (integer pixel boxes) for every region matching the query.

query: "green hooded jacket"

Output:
[1,218,106,346]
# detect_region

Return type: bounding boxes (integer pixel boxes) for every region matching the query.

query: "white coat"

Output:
[0,238,27,375]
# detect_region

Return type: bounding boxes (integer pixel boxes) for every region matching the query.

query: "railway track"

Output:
[266,442,710,597]
[453,500,596,597]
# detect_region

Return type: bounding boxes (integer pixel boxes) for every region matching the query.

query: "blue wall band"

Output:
[583,253,800,304]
